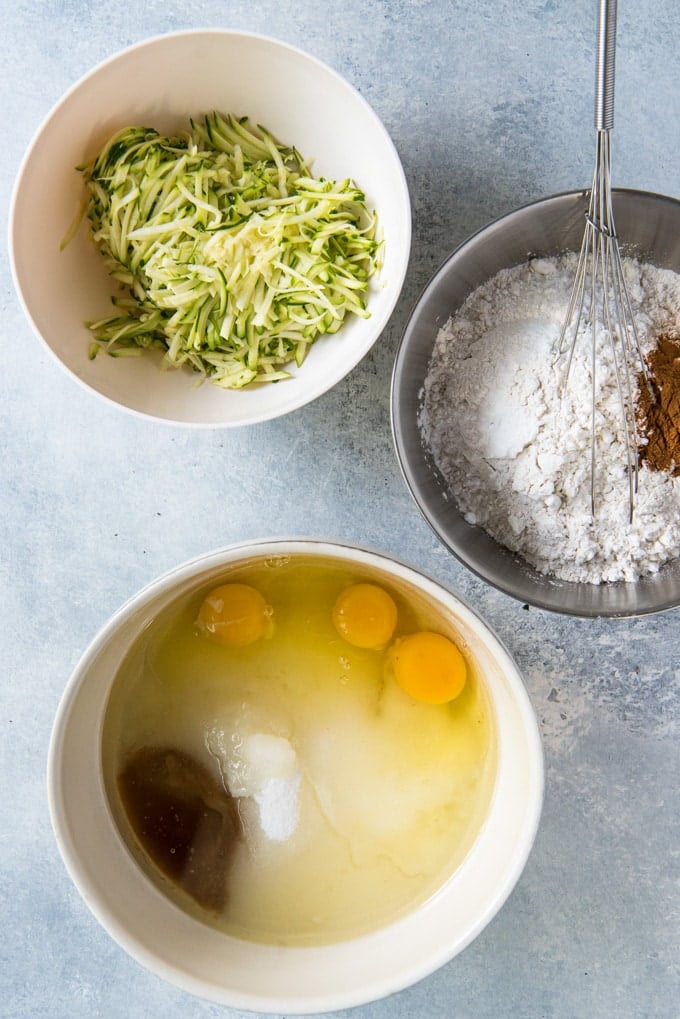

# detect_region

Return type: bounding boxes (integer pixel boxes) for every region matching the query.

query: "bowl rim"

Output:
[47,537,544,1013]
[8,28,411,429]
[390,187,680,619]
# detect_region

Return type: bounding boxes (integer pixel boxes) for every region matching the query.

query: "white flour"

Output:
[419,255,680,583]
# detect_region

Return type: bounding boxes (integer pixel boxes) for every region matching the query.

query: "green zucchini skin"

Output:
[78,113,379,389]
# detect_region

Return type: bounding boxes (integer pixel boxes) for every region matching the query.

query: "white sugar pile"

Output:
[419,255,680,583]
[208,728,301,842]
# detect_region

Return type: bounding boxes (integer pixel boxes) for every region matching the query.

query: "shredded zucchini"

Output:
[77,113,380,388]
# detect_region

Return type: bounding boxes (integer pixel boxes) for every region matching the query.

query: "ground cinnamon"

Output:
[637,332,680,475]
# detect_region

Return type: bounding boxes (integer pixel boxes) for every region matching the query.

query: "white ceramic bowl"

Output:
[48,539,543,1014]
[10,31,410,427]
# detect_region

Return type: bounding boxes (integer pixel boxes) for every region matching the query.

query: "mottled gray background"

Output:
[2,1,678,1017]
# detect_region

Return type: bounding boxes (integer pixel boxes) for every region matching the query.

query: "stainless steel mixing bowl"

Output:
[391,189,680,618]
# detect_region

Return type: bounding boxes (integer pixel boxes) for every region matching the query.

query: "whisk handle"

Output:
[595,0,617,130]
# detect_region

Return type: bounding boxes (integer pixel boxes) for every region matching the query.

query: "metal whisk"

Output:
[558,0,647,521]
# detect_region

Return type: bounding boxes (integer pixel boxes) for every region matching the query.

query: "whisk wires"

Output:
[558,0,648,523]
[558,131,647,522]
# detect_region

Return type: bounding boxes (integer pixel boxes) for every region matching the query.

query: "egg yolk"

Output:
[197,583,270,647]
[390,631,466,704]
[332,583,398,650]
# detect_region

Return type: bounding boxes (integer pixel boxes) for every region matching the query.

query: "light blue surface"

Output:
[2,2,679,1017]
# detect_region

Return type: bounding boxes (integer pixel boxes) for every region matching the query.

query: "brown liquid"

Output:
[118,747,240,911]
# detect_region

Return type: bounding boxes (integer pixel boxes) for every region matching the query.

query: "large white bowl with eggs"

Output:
[48,538,543,1014]
[9,30,410,426]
